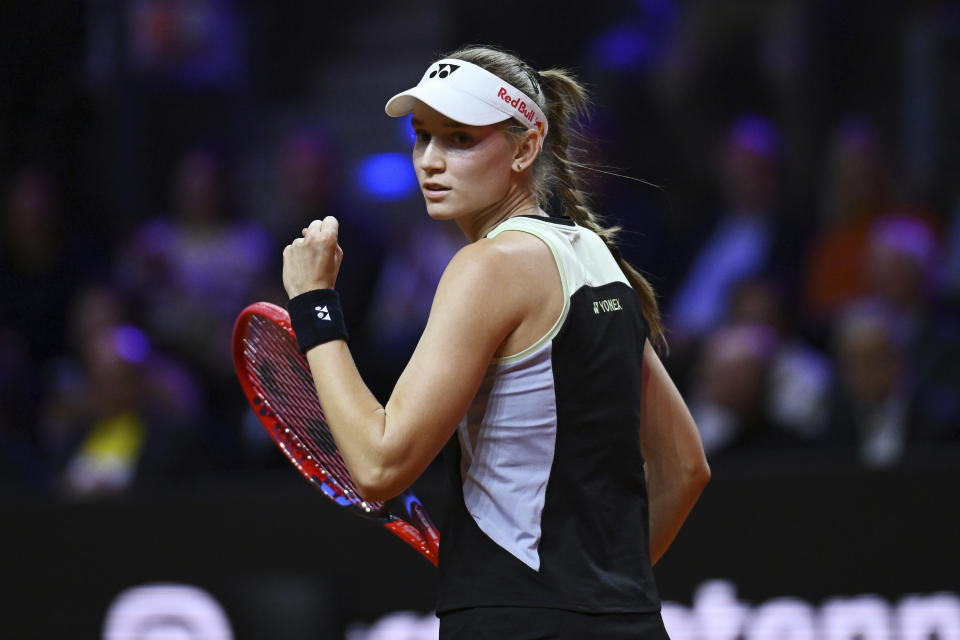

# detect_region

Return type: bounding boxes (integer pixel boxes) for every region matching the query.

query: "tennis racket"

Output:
[232,301,440,566]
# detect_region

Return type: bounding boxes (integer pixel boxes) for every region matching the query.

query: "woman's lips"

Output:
[422,183,451,200]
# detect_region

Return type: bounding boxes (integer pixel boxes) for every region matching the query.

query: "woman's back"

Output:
[439,215,659,614]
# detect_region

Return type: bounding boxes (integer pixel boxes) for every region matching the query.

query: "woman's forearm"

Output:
[640,340,711,564]
[646,461,710,564]
[305,339,396,497]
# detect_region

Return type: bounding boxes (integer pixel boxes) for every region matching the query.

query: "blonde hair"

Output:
[442,45,666,349]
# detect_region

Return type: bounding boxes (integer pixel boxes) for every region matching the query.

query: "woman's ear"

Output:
[512,129,541,172]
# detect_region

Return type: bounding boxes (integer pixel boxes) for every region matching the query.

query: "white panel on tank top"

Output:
[457,341,557,571]
[458,217,630,571]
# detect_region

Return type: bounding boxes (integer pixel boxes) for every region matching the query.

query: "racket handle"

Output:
[408,499,441,557]
[384,491,441,566]
[385,519,439,567]
[395,491,440,556]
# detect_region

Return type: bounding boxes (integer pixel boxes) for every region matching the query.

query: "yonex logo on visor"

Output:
[429,63,460,79]
[384,58,549,143]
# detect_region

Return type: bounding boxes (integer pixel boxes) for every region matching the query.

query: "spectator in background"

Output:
[0,167,103,488]
[820,215,960,467]
[272,130,386,330]
[358,220,463,402]
[126,0,245,89]
[866,215,938,338]
[822,302,912,468]
[0,167,93,363]
[650,0,817,204]
[727,277,832,441]
[114,148,275,465]
[85,0,248,237]
[865,215,960,440]
[687,323,779,459]
[252,129,337,241]
[802,118,897,321]
[667,115,794,343]
[40,284,205,495]
[241,127,391,396]
[687,276,834,462]
[115,148,273,394]
[243,127,388,327]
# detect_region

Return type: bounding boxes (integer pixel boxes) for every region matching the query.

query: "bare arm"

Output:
[640,339,710,564]
[282,217,544,502]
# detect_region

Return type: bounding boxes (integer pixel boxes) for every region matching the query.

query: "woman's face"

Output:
[410,102,519,223]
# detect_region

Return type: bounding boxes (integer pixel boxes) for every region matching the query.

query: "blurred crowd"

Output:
[2,0,959,497]
[657,115,960,470]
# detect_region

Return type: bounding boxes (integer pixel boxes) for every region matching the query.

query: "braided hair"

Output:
[441,45,666,348]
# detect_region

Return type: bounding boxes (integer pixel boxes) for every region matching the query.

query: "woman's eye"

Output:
[451,132,470,145]
[414,130,430,143]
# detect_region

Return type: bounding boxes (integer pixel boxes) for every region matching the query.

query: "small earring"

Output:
[516,163,522,171]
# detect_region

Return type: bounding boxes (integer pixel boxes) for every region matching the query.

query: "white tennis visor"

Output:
[385,58,549,141]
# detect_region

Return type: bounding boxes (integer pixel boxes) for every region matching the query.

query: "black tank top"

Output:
[437,216,661,614]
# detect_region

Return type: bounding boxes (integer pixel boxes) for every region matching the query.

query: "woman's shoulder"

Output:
[477,227,555,271]
[438,229,556,296]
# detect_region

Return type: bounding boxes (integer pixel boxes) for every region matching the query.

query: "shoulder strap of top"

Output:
[486,217,574,364]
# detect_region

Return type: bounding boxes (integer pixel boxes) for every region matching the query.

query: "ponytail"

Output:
[443,45,666,350]
[537,69,666,350]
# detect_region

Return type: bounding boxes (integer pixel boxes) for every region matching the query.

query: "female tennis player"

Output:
[282,45,709,639]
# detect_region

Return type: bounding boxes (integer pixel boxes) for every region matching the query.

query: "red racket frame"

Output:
[232,302,439,566]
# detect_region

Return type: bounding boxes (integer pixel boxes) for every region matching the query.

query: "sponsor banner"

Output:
[3,461,957,637]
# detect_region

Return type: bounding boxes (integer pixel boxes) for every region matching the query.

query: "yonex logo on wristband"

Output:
[290,290,348,352]
[429,63,460,79]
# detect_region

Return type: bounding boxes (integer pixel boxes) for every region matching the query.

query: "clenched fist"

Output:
[282,216,343,298]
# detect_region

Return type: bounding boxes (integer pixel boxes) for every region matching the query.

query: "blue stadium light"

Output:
[355,152,418,201]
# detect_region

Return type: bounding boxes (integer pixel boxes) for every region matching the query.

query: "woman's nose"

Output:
[420,140,445,173]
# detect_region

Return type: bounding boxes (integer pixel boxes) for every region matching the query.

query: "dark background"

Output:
[5,460,958,637]
[2,1,960,637]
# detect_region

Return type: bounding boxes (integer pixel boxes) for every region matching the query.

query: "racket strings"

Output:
[241,315,383,511]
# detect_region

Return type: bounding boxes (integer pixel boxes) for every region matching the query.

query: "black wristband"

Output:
[287,289,349,353]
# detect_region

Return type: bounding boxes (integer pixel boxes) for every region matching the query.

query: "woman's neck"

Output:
[456,189,543,242]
